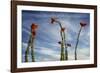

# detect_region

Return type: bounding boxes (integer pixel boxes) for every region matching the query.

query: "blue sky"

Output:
[22,10,90,62]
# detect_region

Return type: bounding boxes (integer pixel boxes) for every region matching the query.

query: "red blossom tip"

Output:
[32,31,36,36]
[31,23,38,30]
[51,18,56,24]
[61,27,65,32]
[31,23,38,36]
[80,21,87,27]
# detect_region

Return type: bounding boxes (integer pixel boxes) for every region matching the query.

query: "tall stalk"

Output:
[65,43,71,60]
[25,23,38,62]
[57,21,65,60]
[74,21,87,60]
[75,26,82,60]
[31,37,35,62]
[63,31,68,60]
[65,44,68,60]
[25,34,32,62]
[51,18,65,60]
[60,31,65,60]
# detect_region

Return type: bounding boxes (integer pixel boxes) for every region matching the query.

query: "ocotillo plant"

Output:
[74,21,87,60]
[61,27,69,60]
[65,43,71,60]
[51,17,66,60]
[25,35,32,62]
[58,41,71,60]
[31,23,38,62]
[25,23,38,62]
[58,41,64,60]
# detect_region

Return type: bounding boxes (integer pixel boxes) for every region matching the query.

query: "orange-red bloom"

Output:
[51,17,57,24]
[31,23,38,31]
[32,31,36,36]
[61,27,65,32]
[31,23,38,36]
[80,21,87,27]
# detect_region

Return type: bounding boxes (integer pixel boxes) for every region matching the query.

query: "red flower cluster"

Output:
[31,23,38,36]
[80,21,87,27]
[51,17,57,24]
[61,27,65,32]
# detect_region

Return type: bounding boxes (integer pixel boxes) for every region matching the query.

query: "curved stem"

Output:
[57,21,63,29]
[56,21,65,60]
[75,26,82,60]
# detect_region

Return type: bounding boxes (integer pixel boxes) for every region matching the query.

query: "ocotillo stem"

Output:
[55,21,65,61]
[25,34,32,62]
[63,31,68,60]
[65,45,68,60]
[31,37,35,62]
[57,21,65,61]
[60,31,65,60]
[75,26,82,60]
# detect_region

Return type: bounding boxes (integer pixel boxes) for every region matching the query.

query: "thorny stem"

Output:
[75,26,82,60]
[25,34,32,62]
[31,37,35,62]
[56,21,65,60]
[57,21,63,29]
[65,45,68,60]
[25,32,36,62]
[60,31,65,60]
[63,31,68,60]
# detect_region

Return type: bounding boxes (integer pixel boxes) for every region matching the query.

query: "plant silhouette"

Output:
[25,23,38,62]
[74,21,87,60]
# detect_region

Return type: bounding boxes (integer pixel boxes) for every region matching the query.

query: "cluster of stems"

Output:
[51,18,70,60]
[25,34,35,62]
[25,23,38,62]
[24,18,87,62]
[51,18,86,60]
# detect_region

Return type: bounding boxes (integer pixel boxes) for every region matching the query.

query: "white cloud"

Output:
[65,47,90,60]
[22,42,90,61]
[77,48,90,60]
[22,28,31,35]
[22,42,27,49]
[35,46,60,60]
